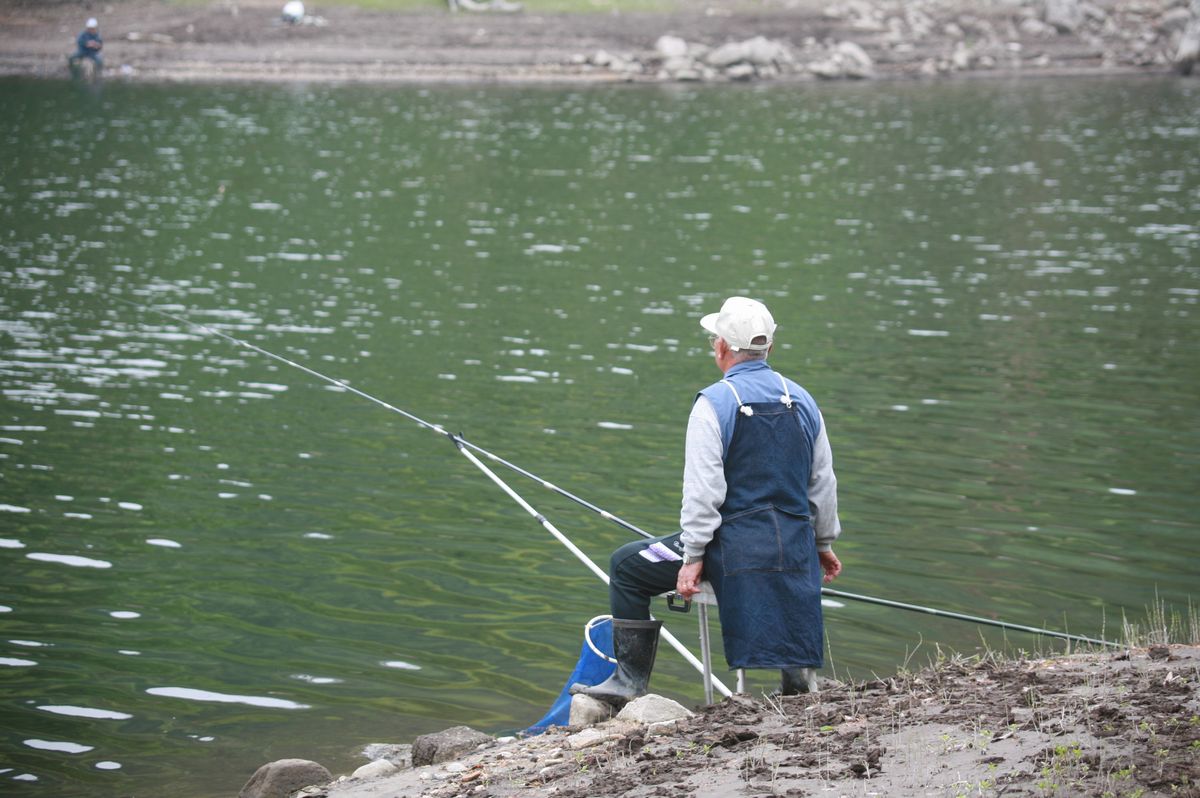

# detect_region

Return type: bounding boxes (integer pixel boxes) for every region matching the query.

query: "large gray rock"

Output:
[1176,0,1200,73]
[705,36,793,67]
[1044,0,1084,33]
[238,759,331,798]
[411,726,492,766]
[655,34,689,59]
[1177,20,1200,73]
[835,41,874,78]
[810,41,874,79]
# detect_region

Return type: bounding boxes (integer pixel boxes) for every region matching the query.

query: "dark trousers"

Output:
[609,532,685,620]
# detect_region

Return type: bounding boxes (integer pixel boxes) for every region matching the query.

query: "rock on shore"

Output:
[575,0,1200,83]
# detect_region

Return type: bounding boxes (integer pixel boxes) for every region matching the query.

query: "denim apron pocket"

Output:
[718,504,813,575]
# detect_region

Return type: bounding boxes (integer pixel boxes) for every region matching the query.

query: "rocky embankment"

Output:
[0,0,1198,84]
[596,0,1200,82]
[236,644,1199,798]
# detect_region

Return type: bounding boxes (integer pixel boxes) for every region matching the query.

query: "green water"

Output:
[1,76,1197,796]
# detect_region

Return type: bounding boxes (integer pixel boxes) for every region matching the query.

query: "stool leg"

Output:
[737,669,746,694]
[698,603,713,705]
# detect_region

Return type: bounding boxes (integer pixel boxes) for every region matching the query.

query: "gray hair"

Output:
[729,346,768,363]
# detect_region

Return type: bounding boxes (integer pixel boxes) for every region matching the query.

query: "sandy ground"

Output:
[0,0,1194,84]
[306,644,1200,798]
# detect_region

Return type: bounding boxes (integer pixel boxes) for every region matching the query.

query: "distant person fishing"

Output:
[68,17,103,77]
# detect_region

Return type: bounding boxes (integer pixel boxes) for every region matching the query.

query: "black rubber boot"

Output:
[569,619,662,706]
[779,667,818,696]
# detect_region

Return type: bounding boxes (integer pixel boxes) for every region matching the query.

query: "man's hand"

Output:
[676,561,703,599]
[818,550,842,583]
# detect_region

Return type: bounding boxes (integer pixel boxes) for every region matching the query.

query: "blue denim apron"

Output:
[703,381,824,670]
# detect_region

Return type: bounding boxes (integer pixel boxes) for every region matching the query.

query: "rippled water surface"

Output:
[1,76,1198,796]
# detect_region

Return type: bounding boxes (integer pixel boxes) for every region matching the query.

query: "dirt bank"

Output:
[0,0,1196,84]
[305,644,1199,798]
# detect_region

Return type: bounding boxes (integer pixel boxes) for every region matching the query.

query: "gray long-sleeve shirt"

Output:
[679,394,841,558]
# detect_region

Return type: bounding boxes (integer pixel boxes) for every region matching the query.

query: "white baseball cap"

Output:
[700,296,776,351]
[86,17,98,27]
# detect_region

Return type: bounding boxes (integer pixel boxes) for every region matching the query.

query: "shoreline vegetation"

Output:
[242,606,1200,798]
[1,0,1198,85]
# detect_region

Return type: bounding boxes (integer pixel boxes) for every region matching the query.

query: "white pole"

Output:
[456,443,733,699]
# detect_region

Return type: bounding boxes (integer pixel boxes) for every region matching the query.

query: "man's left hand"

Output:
[676,561,703,599]
[818,550,842,583]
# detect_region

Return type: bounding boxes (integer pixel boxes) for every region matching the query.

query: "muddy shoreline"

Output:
[1,0,1196,85]
[274,644,1200,798]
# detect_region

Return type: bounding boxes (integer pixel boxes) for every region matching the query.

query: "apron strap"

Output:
[720,379,754,417]
[777,373,793,408]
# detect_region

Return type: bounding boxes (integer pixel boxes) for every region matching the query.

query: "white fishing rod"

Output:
[116,297,731,694]
[117,299,1122,651]
[452,436,732,698]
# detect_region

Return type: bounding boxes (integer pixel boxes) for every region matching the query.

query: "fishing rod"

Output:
[117,298,1122,651]
[115,297,731,695]
[112,297,655,542]
[452,436,732,698]
[821,589,1121,648]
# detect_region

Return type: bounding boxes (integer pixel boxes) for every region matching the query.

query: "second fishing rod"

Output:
[121,298,1121,650]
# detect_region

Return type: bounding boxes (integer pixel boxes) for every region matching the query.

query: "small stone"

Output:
[291,788,327,798]
[351,760,397,780]
[444,762,468,773]
[412,727,494,767]
[238,759,332,798]
[725,62,757,80]
[360,743,412,769]
[615,694,693,725]
[951,41,973,70]
[1081,1,1106,22]
[569,694,615,726]
[566,727,612,750]
[809,58,845,79]
[1020,16,1056,37]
